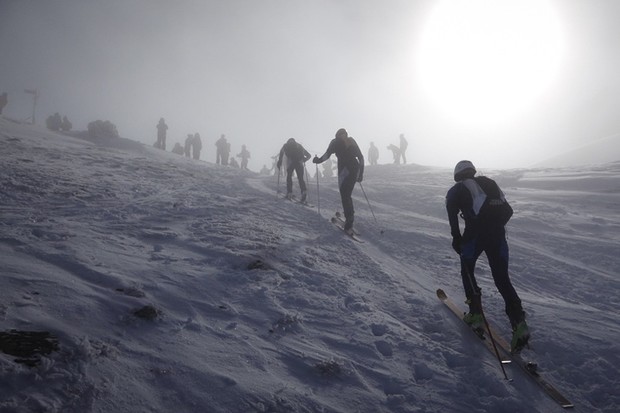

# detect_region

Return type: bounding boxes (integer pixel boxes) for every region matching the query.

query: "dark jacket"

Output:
[317,136,364,179]
[278,141,310,169]
[446,176,513,240]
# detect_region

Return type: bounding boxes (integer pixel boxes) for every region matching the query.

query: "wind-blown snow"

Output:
[1,118,618,412]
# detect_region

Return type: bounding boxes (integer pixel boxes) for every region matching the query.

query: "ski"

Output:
[486,325,575,409]
[331,217,364,242]
[280,194,314,208]
[437,289,574,409]
[436,289,510,364]
[332,212,361,236]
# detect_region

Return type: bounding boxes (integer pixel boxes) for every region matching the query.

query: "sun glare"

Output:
[416,0,565,126]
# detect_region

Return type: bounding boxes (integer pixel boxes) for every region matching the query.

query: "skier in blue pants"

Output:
[445,160,529,351]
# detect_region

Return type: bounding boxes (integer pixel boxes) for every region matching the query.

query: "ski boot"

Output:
[300,190,307,203]
[511,320,530,353]
[463,312,485,338]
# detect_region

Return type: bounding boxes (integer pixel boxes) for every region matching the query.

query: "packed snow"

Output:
[1,118,618,412]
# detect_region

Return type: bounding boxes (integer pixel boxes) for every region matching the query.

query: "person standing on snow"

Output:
[0,92,7,115]
[237,144,251,170]
[215,134,227,165]
[445,160,529,352]
[184,134,193,157]
[399,133,408,164]
[368,142,379,165]
[277,138,311,202]
[156,118,168,150]
[192,133,202,160]
[313,128,364,234]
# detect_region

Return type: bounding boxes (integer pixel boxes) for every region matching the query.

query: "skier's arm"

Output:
[445,186,463,243]
[354,143,365,182]
[277,147,284,169]
[313,140,335,164]
[302,148,311,162]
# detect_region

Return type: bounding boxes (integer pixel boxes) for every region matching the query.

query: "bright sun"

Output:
[416,0,565,126]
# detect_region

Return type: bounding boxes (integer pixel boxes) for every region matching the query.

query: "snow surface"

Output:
[1,117,618,413]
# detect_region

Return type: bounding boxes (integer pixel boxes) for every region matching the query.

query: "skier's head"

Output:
[454,160,476,181]
[287,138,296,145]
[335,128,348,139]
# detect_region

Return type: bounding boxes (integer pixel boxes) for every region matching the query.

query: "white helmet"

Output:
[454,160,476,181]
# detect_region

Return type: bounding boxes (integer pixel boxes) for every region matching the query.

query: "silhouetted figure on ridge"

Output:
[156,118,168,150]
[387,144,400,164]
[0,92,7,115]
[368,142,379,165]
[277,138,311,202]
[193,133,202,160]
[237,144,251,170]
[399,133,408,164]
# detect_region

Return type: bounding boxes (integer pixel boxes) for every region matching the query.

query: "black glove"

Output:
[312,156,320,164]
[451,236,462,255]
[357,173,363,183]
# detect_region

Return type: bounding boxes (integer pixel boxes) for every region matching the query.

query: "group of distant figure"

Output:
[45,112,72,132]
[152,116,410,174]
[368,133,408,166]
[153,118,251,169]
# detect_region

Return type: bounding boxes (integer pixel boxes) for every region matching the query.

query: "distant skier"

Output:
[215,134,227,165]
[156,118,168,150]
[224,142,231,166]
[387,144,400,164]
[368,142,379,165]
[193,133,202,160]
[399,133,408,164]
[445,160,529,352]
[171,142,184,155]
[237,144,251,170]
[0,92,7,115]
[313,128,364,234]
[322,158,334,178]
[229,156,239,168]
[60,116,72,132]
[277,138,311,202]
[184,134,193,157]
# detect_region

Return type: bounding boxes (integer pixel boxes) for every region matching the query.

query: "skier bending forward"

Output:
[313,128,364,234]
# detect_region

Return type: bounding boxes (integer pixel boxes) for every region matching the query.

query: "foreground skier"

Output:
[445,160,530,352]
[313,128,364,234]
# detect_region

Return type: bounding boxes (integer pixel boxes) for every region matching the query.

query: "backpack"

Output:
[284,142,304,162]
[464,177,513,226]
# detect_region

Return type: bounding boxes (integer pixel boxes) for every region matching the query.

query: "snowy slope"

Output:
[1,118,618,413]
[535,133,620,168]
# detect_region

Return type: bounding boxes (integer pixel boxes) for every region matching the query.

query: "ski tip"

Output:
[436,289,447,300]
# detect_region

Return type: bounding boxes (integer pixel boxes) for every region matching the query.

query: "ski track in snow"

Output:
[0,118,619,412]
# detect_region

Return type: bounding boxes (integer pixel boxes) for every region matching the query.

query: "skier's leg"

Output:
[296,163,307,193]
[339,168,356,230]
[286,167,294,195]
[461,237,483,313]
[486,235,524,327]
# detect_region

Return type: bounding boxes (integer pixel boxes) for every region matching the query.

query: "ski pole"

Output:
[461,258,511,381]
[304,163,310,194]
[315,163,321,215]
[276,167,281,197]
[358,182,383,234]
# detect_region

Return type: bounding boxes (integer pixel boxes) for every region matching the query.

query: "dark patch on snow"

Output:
[0,329,59,367]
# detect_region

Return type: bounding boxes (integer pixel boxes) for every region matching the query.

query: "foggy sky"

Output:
[2,0,620,170]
